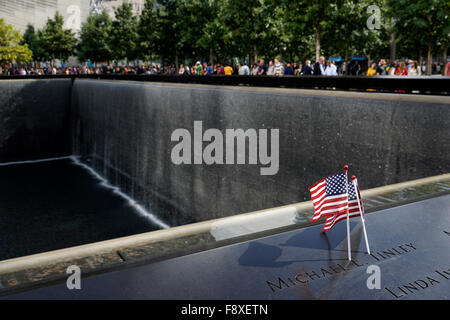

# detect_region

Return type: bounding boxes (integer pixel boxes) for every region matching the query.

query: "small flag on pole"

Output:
[309,166,371,260]
[323,178,363,231]
[321,174,371,255]
[309,165,352,260]
[309,169,349,223]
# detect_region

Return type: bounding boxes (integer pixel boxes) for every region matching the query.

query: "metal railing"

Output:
[1,74,449,95]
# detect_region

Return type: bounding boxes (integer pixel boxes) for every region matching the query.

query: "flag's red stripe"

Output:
[313,203,348,221]
[311,189,326,203]
[309,178,325,192]
[311,190,326,202]
[323,211,358,231]
[312,205,348,221]
[324,215,355,231]
[323,209,361,231]
[312,203,348,221]
[318,202,349,215]
[312,196,348,217]
[325,212,360,226]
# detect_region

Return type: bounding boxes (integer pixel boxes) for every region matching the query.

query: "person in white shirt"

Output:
[239,62,250,75]
[408,60,421,76]
[267,60,275,76]
[178,64,186,74]
[324,60,337,76]
[274,58,284,76]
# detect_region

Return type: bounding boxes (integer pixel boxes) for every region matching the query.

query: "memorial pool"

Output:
[0,157,166,261]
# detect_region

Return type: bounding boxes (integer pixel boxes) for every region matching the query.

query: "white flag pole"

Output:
[344,165,351,261]
[352,176,370,254]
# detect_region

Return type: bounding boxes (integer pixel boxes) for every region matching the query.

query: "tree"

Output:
[435,1,450,74]
[275,0,314,62]
[329,0,389,62]
[110,2,139,63]
[153,0,191,68]
[388,0,449,75]
[0,18,33,64]
[137,0,157,62]
[78,11,113,63]
[22,24,43,61]
[222,0,277,64]
[322,1,366,62]
[299,0,331,62]
[36,12,77,61]
[186,0,227,67]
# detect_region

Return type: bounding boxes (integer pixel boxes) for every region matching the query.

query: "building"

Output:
[102,0,145,18]
[0,0,90,33]
[0,0,145,34]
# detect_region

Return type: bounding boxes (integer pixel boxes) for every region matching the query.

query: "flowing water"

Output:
[0,157,168,261]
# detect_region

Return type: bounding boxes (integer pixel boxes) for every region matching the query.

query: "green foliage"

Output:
[387,0,449,73]
[110,2,139,62]
[22,24,43,60]
[0,18,33,64]
[36,12,77,61]
[275,0,315,61]
[151,0,192,65]
[78,11,113,63]
[388,0,449,40]
[18,0,450,66]
[322,0,389,60]
[221,0,278,63]
[138,0,157,61]
[183,0,227,65]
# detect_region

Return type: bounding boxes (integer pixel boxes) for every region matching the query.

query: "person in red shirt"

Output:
[445,61,450,76]
[396,62,408,76]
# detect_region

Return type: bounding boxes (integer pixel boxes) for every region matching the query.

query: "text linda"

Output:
[171,121,279,175]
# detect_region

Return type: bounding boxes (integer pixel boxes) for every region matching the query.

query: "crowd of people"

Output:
[366,59,428,76]
[2,56,450,76]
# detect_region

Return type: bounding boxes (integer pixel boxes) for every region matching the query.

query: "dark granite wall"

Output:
[1,79,448,226]
[0,79,72,162]
[71,80,450,226]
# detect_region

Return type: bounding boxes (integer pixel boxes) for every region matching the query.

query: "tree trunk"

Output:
[426,34,432,76]
[344,42,349,74]
[315,0,321,62]
[175,50,179,72]
[443,42,448,75]
[418,47,423,67]
[253,43,258,64]
[389,17,396,63]
[209,47,214,67]
[315,26,321,62]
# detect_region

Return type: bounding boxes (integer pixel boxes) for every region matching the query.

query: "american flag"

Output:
[309,171,349,223]
[323,178,364,232]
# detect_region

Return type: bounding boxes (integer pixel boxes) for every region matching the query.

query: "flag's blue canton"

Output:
[348,181,357,200]
[325,173,347,196]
